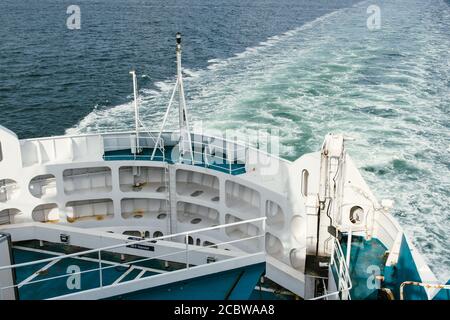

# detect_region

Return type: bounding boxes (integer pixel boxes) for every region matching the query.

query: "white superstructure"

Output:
[0,34,447,301]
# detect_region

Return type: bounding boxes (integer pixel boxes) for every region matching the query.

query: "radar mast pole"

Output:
[151,33,194,163]
[176,32,194,163]
[130,70,140,154]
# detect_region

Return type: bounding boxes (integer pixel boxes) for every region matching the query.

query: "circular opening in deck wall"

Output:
[289,248,303,270]
[153,231,163,238]
[157,213,167,220]
[0,208,21,224]
[0,179,19,202]
[349,206,364,224]
[28,174,56,199]
[265,233,283,258]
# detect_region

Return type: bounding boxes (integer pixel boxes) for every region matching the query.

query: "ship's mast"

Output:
[176,33,194,163]
[151,33,194,162]
[130,70,141,153]
[176,33,184,129]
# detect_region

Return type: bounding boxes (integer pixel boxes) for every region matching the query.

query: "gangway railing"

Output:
[0,217,266,300]
[309,238,353,300]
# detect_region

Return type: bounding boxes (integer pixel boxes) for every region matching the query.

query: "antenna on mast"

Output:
[151,33,194,163]
[130,70,141,154]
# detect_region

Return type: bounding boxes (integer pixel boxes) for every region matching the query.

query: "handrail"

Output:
[0,234,264,295]
[0,217,266,300]
[103,145,246,163]
[103,159,245,175]
[23,128,292,163]
[104,147,245,159]
[103,141,246,158]
[0,217,266,271]
[103,154,245,173]
[309,238,353,300]
[102,138,247,174]
[191,140,247,153]
[103,139,247,154]
[22,130,292,168]
[400,281,450,300]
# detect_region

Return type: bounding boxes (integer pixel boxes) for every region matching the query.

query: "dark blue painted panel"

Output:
[432,279,450,300]
[383,235,428,300]
[108,263,265,300]
[227,263,265,300]
[103,146,246,175]
[340,235,387,300]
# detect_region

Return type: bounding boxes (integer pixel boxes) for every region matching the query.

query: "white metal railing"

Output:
[310,238,353,300]
[137,118,165,159]
[0,217,266,300]
[103,135,164,153]
[102,134,248,175]
[400,281,450,300]
[19,129,292,173]
[21,129,292,164]
[190,140,247,174]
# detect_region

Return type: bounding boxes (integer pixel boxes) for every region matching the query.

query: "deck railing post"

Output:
[229,143,232,174]
[185,234,190,269]
[98,250,103,288]
[261,219,266,253]
[346,229,352,269]
[331,239,336,266]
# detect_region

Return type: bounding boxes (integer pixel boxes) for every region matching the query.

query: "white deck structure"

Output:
[0,34,447,300]
[0,125,445,300]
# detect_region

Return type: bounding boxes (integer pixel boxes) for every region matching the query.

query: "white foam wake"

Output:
[66,0,450,280]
